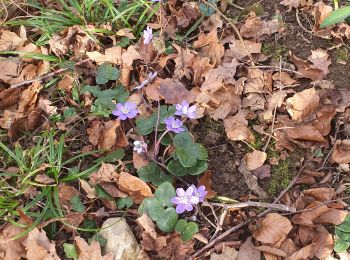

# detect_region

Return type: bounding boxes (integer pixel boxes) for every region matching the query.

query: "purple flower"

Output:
[134,71,157,90]
[143,26,153,45]
[175,101,197,119]
[112,101,139,120]
[164,116,184,133]
[171,186,199,214]
[191,185,207,202]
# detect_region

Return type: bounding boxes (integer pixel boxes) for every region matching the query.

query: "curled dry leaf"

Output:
[58,74,74,92]
[332,140,350,164]
[158,78,195,104]
[38,98,58,116]
[224,39,261,62]
[286,88,319,121]
[303,187,335,201]
[313,225,333,259]
[99,120,129,150]
[291,202,329,226]
[0,223,26,260]
[256,246,287,257]
[75,236,113,260]
[0,88,21,109]
[210,246,238,260]
[0,59,21,84]
[176,2,200,28]
[245,150,267,171]
[224,111,255,142]
[314,208,348,225]
[80,179,97,199]
[288,243,316,260]
[34,174,55,185]
[0,29,26,51]
[24,228,60,260]
[308,49,331,75]
[290,52,324,81]
[239,159,267,198]
[9,108,44,139]
[253,213,292,244]
[118,171,153,204]
[237,237,260,260]
[89,163,118,185]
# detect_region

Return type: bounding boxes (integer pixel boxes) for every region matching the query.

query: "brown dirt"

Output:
[194,0,350,201]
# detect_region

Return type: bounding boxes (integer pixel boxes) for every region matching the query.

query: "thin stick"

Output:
[210,201,296,212]
[250,65,302,75]
[295,9,313,35]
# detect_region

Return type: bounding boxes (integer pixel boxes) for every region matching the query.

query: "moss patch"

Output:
[262,43,288,61]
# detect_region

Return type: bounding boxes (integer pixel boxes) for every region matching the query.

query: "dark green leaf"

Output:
[336,228,350,241]
[199,0,217,16]
[338,221,350,232]
[63,243,78,260]
[156,207,178,233]
[137,162,172,186]
[175,219,188,233]
[136,106,176,135]
[167,160,188,176]
[88,233,107,247]
[117,197,133,209]
[181,222,199,241]
[95,185,114,200]
[96,63,120,84]
[70,195,85,213]
[321,6,350,28]
[139,197,164,221]
[154,182,176,208]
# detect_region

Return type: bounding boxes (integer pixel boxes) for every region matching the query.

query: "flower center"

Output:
[178,197,188,204]
[121,107,129,114]
[171,121,180,129]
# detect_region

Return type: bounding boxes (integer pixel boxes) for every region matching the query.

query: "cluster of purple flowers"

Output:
[164,101,197,133]
[171,185,207,214]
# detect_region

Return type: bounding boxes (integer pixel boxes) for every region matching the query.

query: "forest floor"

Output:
[0,0,350,259]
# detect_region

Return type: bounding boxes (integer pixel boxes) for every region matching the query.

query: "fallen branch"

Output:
[209,201,296,213]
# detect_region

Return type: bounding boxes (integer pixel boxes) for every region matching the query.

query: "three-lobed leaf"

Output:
[175,219,199,241]
[137,162,172,186]
[167,159,207,176]
[63,243,78,260]
[156,207,178,233]
[96,63,120,84]
[154,181,176,208]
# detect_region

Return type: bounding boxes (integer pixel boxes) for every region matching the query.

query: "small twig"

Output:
[250,65,302,75]
[210,208,227,241]
[210,201,296,212]
[153,100,161,159]
[295,9,313,35]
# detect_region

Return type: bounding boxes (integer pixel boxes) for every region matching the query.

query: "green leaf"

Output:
[82,85,128,113]
[63,243,78,260]
[116,37,130,47]
[70,195,85,213]
[199,0,217,16]
[137,162,173,186]
[321,6,350,28]
[139,197,164,221]
[117,197,133,209]
[96,63,120,84]
[336,228,350,241]
[175,219,188,233]
[88,233,107,247]
[136,106,176,135]
[174,133,208,167]
[156,207,178,232]
[181,222,199,241]
[334,238,350,252]
[338,220,350,232]
[154,182,176,208]
[167,160,207,176]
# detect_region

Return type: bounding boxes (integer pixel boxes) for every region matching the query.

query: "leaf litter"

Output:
[0,0,350,259]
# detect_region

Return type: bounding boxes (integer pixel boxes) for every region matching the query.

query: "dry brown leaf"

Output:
[9,108,44,139]
[80,179,97,199]
[98,120,128,150]
[314,209,348,225]
[244,68,272,94]
[122,45,141,67]
[256,246,287,257]
[192,57,214,86]
[237,237,260,260]
[287,244,316,260]
[58,74,74,92]
[286,88,320,121]
[0,223,26,260]
[24,228,60,260]
[272,72,296,86]
[173,44,195,79]
[87,46,122,65]
[308,49,331,75]
[198,171,217,199]
[38,98,57,116]
[87,120,103,146]
[292,202,329,225]
[34,174,55,184]
[58,183,80,209]
[99,182,127,198]
[210,246,238,260]
[240,13,282,40]
[290,52,324,81]
[224,39,261,62]
[158,78,195,104]
[176,2,200,28]
[280,238,297,256]
[0,88,21,109]
[201,13,223,31]
[253,213,292,244]
[118,171,153,204]
[239,159,267,198]
[224,111,255,142]
[303,187,335,201]
[286,125,326,142]
[89,163,118,185]
[193,29,224,65]
[75,237,113,260]
[137,214,159,240]
[280,0,301,9]
[313,225,333,258]
[0,30,26,51]
[18,82,43,114]
[133,152,150,170]
[332,140,350,164]
[245,150,267,171]
[0,58,21,84]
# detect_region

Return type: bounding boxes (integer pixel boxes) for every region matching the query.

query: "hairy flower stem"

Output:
[153,130,169,159]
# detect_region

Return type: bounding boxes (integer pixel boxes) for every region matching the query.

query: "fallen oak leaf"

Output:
[308,49,331,75]
[75,236,113,260]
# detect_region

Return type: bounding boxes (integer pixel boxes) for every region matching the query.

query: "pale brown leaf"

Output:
[237,237,260,260]
[245,150,267,171]
[118,172,153,204]
[286,88,320,121]
[75,237,113,260]
[303,187,335,201]
[253,213,292,244]
[210,246,238,260]
[332,140,350,164]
